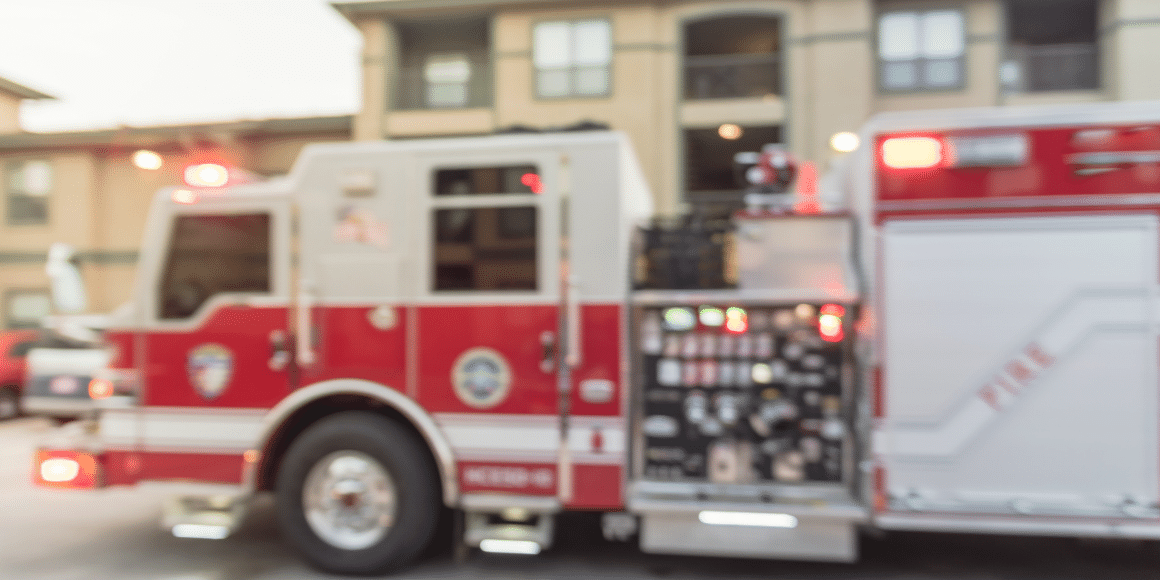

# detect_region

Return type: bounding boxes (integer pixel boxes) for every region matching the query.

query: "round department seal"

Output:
[187,343,234,400]
[451,347,512,409]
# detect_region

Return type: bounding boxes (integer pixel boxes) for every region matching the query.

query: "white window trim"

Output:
[5,159,52,226]
[877,8,967,93]
[532,18,613,99]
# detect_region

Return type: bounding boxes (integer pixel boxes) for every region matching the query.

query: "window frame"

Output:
[142,198,290,329]
[157,212,274,320]
[876,6,967,94]
[5,159,52,226]
[531,17,614,100]
[424,159,557,297]
[423,52,474,109]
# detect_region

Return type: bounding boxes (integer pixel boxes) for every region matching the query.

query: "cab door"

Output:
[413,152,565,497]
[134,195,293,481]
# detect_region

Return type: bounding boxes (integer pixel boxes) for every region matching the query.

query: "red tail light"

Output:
[34,450,101,489]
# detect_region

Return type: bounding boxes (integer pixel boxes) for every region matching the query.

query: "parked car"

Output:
[0,329,42,420]
[23,344,110,421]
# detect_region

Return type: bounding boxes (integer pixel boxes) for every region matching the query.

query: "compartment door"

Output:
[878,214,1160,519]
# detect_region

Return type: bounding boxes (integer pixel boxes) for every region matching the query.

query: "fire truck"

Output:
[33,100,1160,574]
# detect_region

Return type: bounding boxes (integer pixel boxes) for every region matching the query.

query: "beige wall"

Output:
[0,93,20,135]
[1104,0,1160,101]
[344,0,1159,212]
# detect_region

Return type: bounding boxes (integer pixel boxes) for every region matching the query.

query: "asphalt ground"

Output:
[2,416,1159,580]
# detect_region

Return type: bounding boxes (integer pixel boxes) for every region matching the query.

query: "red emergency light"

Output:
[520,172,544,194]
[880,133,1029,170]
[818,303,845,343]
[184,163,230,188]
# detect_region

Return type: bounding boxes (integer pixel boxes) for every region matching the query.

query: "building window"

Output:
[6,160,51,225]
[158,213,271,319]
[533,19,611,98]
[878,9,965,91]
[424,53,472,108]
[684,16,781,100]
[1002,0,1099,92]
[5,289,51,328]
[431,164,540,292]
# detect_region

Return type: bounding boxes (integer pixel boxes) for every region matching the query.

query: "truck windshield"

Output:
[158,213,271,319]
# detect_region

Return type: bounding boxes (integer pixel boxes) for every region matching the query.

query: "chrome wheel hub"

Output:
[302,450,396,550]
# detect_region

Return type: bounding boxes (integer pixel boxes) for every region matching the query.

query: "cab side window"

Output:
[432,165,540,292]
[159,213,271,319]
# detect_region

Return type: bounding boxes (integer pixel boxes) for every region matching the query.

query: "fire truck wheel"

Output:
[275,411,439,575]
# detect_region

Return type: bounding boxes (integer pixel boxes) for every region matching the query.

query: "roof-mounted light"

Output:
[947,134,1028,167]
[184,163,229,188]
[132,150,163,170]
[881,137,943,169]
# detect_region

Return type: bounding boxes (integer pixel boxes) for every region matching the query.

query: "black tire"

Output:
[275,411,440,575]
[0,388,20,420]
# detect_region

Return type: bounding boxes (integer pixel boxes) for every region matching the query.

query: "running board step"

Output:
[162,492,248,540]
[461,493,558,553]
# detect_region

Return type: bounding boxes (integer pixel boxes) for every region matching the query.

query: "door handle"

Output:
[540,331,556,373]
[296,279,316,366]
[268,329,290,371]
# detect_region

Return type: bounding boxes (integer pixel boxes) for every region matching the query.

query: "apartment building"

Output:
[331,0,1160,216]
[0,80,351,327]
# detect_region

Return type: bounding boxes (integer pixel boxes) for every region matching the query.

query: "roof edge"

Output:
[0,76,55,100]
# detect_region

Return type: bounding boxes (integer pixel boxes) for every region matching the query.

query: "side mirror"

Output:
[46,243,87,314]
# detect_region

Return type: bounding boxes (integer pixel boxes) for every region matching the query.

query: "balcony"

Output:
[684,15,782,102]
[1004,43,1099,93]
[684,53,781,101]
[394,17,492,111]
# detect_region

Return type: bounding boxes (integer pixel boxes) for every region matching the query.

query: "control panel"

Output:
[635,302,852,485]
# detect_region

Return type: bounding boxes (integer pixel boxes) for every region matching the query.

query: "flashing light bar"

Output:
[882,134,1029,170]
[478,539,542,555]
[172,524,230,540]
[698,511,799,528]
[184,163,229,188]
[947,134,1028,168]
[881,137,942,169]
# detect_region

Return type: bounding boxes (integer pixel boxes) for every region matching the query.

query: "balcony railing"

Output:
[684,53,781,100]
[394,61,493,111]
[1006,43,1099,93]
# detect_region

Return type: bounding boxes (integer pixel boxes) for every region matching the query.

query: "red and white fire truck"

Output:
[33,100,1160,574]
